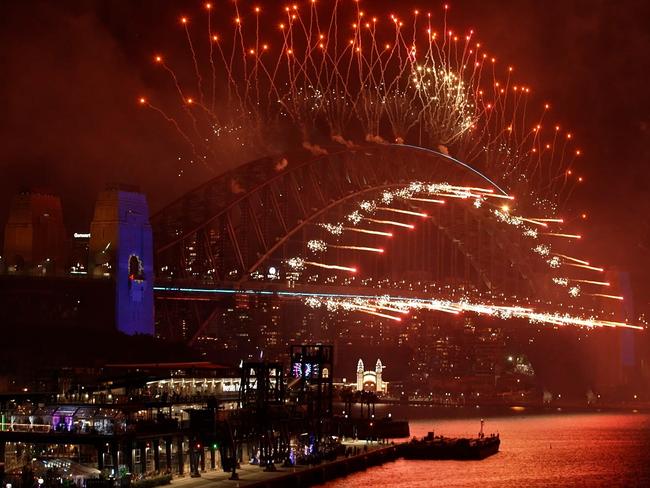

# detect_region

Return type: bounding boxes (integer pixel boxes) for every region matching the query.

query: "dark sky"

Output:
[1,0,649,287]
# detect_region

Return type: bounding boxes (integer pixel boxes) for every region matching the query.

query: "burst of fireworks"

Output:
[287,257,306,271]
[141,1,585,202]
[568,286,581,297]
[534,244,550,256]
[320,223,344,235]
[307,239,328,253]
[547,256,561,269]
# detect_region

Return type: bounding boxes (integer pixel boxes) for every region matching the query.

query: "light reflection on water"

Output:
[322,412,650,487]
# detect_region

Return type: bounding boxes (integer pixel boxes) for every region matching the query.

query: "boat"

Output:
[401,421,500,460]
[401,432,500,460]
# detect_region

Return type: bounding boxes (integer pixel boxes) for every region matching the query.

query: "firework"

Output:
[306,262,357,273]
[570,279,610,287]
[287,177,621,314]
[142,1,584,203]
[543,233,581,239]
[142,2,629,330]
[377,207,429,218]
[307,239,328,253]
[344,227,393,237]
[565,263,604,272]
[408,197,445,204]
[363,218,414,229]
[553,254,590,265]
[304,293,642,330]
[333,245,384,253]
[589,294,624,301]
[320,223,344,235]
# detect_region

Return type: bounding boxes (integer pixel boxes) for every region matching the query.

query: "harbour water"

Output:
[323,410,650,487]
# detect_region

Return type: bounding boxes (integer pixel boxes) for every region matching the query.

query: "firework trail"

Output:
[141,1,585,203]
[283,178,637,330]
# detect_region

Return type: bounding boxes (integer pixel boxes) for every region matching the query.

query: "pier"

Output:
[168,443,401,488]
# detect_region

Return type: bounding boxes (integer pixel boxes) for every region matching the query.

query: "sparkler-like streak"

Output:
[305,294,642,330]
[334,245,384,253]
[407,197,445,204]
[306,262,357,273]
[376,207,429,218]
[344,227,393,237]
[566,263,604,272]
[308,239,384,254]
[364,218,414,229]
[589,294,624,301]
[553,254,590,266]
[544,233,582,239]
[361,310,403,321]
[519,218,548,227]
[570,279,610,287]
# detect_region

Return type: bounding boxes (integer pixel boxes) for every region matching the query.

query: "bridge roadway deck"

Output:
[154,280,452,302]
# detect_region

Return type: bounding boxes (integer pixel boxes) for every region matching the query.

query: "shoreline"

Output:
[165,443,400,488]
[336,401,650,420]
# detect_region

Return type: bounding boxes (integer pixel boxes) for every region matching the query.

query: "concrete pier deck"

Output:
[169,442,400,488]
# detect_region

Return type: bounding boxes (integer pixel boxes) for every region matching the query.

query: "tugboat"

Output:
[401,419,500,460]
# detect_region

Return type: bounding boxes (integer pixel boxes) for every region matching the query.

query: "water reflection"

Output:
[323,412,650,487]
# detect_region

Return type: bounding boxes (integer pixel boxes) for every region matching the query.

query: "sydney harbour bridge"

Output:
[151,143,586,345]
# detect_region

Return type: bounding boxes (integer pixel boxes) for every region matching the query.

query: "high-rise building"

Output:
[89,185,154,335]
[3,192,67,274]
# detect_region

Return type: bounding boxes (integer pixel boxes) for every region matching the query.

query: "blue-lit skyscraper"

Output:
[90,186,154,335]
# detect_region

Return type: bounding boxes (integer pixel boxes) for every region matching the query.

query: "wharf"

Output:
[169,442,400,488]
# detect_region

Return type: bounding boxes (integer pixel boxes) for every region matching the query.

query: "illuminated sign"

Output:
[292,362,320,379]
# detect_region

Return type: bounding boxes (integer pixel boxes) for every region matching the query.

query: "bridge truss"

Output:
[152,145,557,343]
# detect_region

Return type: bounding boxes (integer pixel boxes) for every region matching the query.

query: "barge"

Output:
[401,421,500,460]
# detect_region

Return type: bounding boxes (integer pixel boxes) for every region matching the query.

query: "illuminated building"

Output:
[89,185,154,335]
[355,358,388,394]
[69,232,91,275]
[0,186,154,336]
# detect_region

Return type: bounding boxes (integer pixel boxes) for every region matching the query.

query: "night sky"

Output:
[1,0,649,300]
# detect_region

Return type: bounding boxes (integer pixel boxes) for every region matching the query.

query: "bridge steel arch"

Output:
[152,144,547,342]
